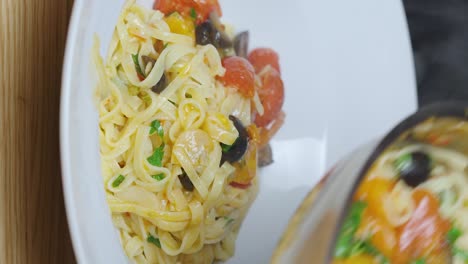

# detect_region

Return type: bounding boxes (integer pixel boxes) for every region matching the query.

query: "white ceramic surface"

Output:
[60,0,416,263]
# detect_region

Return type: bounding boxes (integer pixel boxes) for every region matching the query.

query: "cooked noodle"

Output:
[95,1,264,263]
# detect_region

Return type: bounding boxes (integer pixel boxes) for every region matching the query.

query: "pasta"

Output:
[333,117,468,264]
[95,1,285,263]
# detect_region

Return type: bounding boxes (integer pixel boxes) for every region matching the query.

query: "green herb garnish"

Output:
[112,175,125,188]
[132,53,146,78]
[453,248,468,261]
[190,8,197,20]
[334,201,367,258]
[147,144,165,167]
[147,234,161,248]
[411,259,426,264]
[447,226,462,245]
[394,153,412,173]
[152,173,165,181]
[221,143,232,153]
[150,120,164,138]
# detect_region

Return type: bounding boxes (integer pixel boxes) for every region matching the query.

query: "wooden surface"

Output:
[0,0,76,263]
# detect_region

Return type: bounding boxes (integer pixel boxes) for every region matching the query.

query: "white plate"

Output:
[60,0,416,263]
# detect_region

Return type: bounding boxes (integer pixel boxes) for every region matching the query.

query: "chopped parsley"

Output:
[190,8,197,20]
[447,226,462,245]
[147,144,165,167]
[334,201,367,258]
[131,53,146,78]
[111,175,125,188]
[147,234,161,248]
[447,225,468,261]
[410,259,426,264]
[149,120,164,138]
[151,173,165,181]
[454,248,468,261]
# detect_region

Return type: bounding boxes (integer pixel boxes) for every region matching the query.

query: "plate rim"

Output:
[60,0,86,262]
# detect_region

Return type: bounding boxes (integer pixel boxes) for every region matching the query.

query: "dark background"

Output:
[404,0,468,106]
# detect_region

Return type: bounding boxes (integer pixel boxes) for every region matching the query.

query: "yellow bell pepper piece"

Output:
[164,12,195,38]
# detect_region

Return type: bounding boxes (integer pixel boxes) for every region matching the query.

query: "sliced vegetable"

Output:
[453,248,468,261]
[195,17,232,49]
[355,177,393,224]
[233,31,249,58]
[395,189,450,263]
[394,151,432,187]
[254,68,284,127]
[248,47,281,73]
[208,12,232,48]
[178,170,194,191]
[150,120,164,138]
[220,143,232,153]
[112,175,125,188]
[334,201,367,258]
[154,0,222,24]
[359,209,396,259]
[219,56,255,98]
[221,115,249,164]
[147,144,165,167]
[142,55,156,69]
[229,140,256,186]
[164,12,195,37]
[195,22,213,46]
[348,239,389,263]
[151,173,165,181]
[131,53,146,80]
[147,234,162,248]
[447,226,462,245]
[151,73,167,94]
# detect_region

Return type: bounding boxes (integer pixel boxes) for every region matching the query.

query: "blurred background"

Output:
[0,0,467,263]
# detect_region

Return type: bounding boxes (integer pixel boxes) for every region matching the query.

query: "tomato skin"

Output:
[394,189,450,263]
[254,68,284,127]
[154,0,222,24]
[219,56,256,98]
[248,48,281,73]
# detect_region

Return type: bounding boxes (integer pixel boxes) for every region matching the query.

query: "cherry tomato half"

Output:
[395,189,450,263]
[254,68,284,127]
[219,56,255,98]
[248,48,281,74]
[154,0,222,24]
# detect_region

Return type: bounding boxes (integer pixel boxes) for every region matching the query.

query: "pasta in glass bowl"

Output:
[273,102,468,264]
